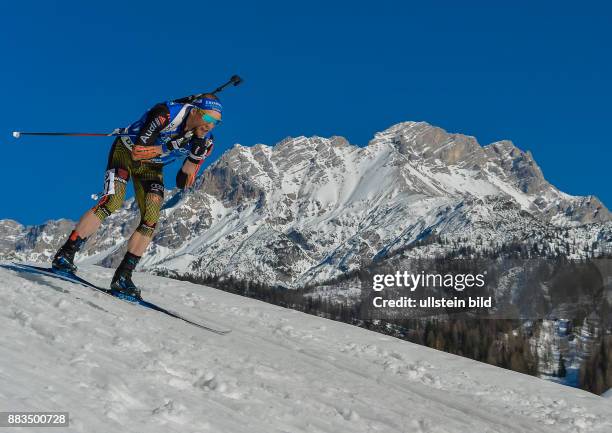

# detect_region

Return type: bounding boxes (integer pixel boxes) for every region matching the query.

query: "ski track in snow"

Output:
[1,263,611,433]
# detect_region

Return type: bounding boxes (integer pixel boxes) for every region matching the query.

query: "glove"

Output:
[132,145,162,161]
[164,130,194,152]
[186,171,197,188]
[176,159,203,189]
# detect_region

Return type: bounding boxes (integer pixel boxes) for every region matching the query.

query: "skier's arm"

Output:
[176,135,214,189]
[131,104,170,161]
[177,160,200,189]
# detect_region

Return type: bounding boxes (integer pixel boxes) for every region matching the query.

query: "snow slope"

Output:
[1,263,611,433]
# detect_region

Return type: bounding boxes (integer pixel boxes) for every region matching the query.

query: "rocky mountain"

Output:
[2,121,611,287]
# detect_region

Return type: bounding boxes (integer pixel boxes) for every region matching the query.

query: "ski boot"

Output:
[110,270,142,300]
[52,230,86,274]
[110,252,142,300]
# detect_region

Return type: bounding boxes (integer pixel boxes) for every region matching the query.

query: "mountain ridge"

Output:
[1,120,610,287]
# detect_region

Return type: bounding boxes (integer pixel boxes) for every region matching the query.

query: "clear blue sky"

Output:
[1,1,610,225]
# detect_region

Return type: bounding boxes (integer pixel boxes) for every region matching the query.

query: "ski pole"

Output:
[12,75,243,139]
[12,130,133,139]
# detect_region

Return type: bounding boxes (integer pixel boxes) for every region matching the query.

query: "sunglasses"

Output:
[194,108,222,126]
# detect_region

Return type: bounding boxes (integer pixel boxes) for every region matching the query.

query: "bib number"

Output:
[103,169,116,196]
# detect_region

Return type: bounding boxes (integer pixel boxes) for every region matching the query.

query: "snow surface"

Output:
[1,263,612,433]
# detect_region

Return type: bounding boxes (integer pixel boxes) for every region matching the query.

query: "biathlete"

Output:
[51,94,223,299]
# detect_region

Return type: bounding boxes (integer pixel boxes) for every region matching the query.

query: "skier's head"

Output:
[189,93,223,137]
[193,93,223,115]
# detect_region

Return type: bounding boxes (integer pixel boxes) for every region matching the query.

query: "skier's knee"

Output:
[136,189,163,238]
[92,168,129,221]
[136,219,157,237]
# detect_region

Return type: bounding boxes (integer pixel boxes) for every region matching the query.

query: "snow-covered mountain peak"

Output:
[371,121,481,164]
[483,139,546,191]
[2,119,610,286]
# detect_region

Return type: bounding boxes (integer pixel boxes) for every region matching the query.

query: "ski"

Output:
[8,263,230,335]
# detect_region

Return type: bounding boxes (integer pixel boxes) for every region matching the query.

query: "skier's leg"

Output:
[126,177,164,256]
[73,211,102,238]
[111,167,164,298]
[70,166,130,237]
[90,140,132,226]
[89,168,130,224]
[53,140,131,272]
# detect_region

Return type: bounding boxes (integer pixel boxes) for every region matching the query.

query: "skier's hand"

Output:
[166,130,194,151]
[177,160,200,189]
[186,172,196,188]
[132,145,162,161]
